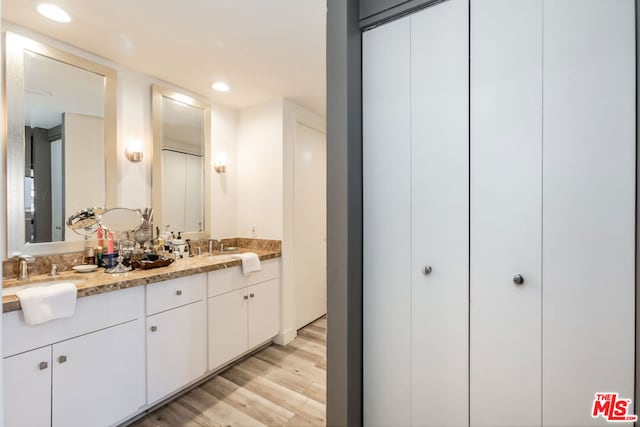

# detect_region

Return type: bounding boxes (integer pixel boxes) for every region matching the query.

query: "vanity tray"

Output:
[132,258,175,270]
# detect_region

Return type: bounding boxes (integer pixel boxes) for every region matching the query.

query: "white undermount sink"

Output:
[3,278,85,296]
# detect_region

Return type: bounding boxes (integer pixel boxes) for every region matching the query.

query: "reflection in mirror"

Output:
[99,208,143,233]
[66,207,105,237]
[5,32,117,256]
[152,85,210,239]
[24,51,105,243]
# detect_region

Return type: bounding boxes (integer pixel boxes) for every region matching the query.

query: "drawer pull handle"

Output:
[39,361,48,370]
[243,295,249,300]
[58,355,67,364]
[513,274,524,285]
[250,293,255,298]
[176,290,183,296]
[150,326,158,332]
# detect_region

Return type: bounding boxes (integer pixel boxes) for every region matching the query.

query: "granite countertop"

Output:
[2,248,281,313]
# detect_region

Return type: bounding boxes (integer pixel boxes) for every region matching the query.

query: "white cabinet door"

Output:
[52,320,145,427]
[161,149,186,232]
[4,346,52,427]
[184,154,203,232]
[147,301,207,404]
[410,2,469,425]
[362,14,412,427]
[542,1,636,425]
[248,279,280,348]
[470,1,542,426]
[208,288,248,370]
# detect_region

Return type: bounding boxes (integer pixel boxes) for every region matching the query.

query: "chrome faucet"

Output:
[17,255,35,281]
[208,238,219,253]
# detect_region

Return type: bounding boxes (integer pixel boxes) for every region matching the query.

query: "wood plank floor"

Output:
[132,316,326,427]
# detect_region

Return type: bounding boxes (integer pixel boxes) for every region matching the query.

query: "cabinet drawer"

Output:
[208,258,279,297]
[146,274,206,315]
[3,286,144,358]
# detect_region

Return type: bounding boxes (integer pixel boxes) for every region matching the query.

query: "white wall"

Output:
[116,67,153,210]
[3,23,239,238]
[237,99,284,239]
[211,106,239,238]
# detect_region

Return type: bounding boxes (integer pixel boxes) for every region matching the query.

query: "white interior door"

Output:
[50,139,63,241]
[63,113,104,240]
[410,1,469,426]
[470,1,542,426]
[293,122,327,329]
[542,1,636,425]
[363,15,412,427]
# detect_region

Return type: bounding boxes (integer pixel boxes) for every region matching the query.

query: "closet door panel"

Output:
[363,16,412,427]
[542,1,636,425]
[469,1,542,426]
[410,1,469,426]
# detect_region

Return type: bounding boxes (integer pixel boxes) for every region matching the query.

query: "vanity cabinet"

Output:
[4,346,51,427]
[209,288,248,368]
[145,273,207,404]
[3,287,145,427]
[208,259,280,370]
[52,320,142,427]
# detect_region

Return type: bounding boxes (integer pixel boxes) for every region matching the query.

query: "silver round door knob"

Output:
[513,274,524,285]
[423,266,432,275]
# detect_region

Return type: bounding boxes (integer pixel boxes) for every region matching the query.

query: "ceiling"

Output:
[3,0,327,117]
[25,50,104,128]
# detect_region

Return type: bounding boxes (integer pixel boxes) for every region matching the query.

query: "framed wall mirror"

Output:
[4,32,117,257]
[152,85,210,239]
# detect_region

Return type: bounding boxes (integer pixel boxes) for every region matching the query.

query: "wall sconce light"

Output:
[214,153,227,174]
[126,139,143,162]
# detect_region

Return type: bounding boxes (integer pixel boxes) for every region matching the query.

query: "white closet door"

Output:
[363,16,412,427]
[161,150,186,232]
[185,153,203,232]
[410,1,468,426]
[469,1,542,426]
[542,1,636,425]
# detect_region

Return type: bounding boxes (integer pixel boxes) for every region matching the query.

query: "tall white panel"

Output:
[185,153,204,232]
[363,16,412,427]
[410,1,469,426]
[470,1,542,426]
[542,1,636,425]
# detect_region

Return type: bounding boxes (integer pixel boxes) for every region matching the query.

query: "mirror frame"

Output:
[4,32,117,257]
[151,84,211,240]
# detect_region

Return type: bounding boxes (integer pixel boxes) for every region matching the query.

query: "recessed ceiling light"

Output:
[212,82,230,92]
[37,4,71,23]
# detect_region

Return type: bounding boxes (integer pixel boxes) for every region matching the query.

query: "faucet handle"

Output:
[49,264,59,276]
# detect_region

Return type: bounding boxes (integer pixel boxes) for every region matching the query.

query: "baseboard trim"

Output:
[274,328,297,345]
